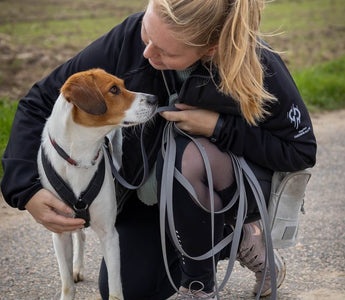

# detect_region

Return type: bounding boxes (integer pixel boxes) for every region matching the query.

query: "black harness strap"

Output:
[41,149,106,227]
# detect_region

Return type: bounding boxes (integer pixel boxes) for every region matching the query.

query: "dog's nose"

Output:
[146,94,158,105]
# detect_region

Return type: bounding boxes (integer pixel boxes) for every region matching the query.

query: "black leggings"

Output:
[99,199,180,300]
[99,136,272,299]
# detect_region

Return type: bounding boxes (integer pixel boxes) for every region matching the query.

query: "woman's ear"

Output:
[204,45,218,57]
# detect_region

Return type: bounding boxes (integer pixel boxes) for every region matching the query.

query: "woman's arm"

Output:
[161,50,317,172]
[160,103,316,172]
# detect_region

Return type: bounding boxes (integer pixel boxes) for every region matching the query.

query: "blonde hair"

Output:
[150,0,276,125]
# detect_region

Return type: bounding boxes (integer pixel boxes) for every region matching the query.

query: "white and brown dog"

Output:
[37,68,157,300]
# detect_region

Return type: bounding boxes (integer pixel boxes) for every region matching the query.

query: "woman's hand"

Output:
[25,189,85,234]
[159,103,219,137]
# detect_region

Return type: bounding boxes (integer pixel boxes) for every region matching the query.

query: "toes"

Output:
[73,270,84,283]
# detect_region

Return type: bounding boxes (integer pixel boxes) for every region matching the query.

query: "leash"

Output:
[40,148,106,228]
[158,119,277,299]
[105,104,277,299]
[104,126,149,190]
[104,106,180,190]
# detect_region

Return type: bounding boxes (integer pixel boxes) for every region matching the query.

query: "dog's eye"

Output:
[109,86,121,95]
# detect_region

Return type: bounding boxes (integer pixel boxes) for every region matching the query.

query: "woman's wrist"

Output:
[209,114,224,143]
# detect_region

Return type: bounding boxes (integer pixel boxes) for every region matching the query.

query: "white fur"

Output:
[38,91,156,300]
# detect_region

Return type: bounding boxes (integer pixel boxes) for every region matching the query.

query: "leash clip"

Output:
[73,198,89,211]
[73,198,90,227]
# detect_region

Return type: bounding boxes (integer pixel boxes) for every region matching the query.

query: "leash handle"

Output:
[156,105,181,113]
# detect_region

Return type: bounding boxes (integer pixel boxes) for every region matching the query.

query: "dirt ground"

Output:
[0,31,79,102]
[1,109,345,299]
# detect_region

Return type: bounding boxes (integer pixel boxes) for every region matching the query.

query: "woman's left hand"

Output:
[159,103,219,137]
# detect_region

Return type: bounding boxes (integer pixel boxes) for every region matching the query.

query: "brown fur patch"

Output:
[61,69,135,127]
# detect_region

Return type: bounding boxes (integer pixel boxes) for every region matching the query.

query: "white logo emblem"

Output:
[287,104,301,130]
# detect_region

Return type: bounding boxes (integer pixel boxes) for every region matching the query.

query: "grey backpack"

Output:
[268,169,312,248]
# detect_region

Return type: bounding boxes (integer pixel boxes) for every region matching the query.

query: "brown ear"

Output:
[61,73,107,115]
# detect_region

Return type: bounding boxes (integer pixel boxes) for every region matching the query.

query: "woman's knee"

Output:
[179,137,235,193]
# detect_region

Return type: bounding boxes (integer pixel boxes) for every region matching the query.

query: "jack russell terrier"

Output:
[37,68,157,300]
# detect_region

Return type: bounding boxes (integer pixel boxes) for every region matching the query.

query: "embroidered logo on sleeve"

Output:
[287,104,311,139]
[287,104,301,129]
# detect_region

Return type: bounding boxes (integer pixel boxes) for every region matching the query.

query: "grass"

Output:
[262,0,343,31]
[261,0,345,72]
[293,55,345,112]
[0,98,17,178]
[0,0,146,49]
[0,17,126,49]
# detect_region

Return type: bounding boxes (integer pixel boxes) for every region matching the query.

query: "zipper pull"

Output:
[300,198,306,214]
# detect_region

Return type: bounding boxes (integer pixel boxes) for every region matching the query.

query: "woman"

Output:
[1,0,316,299]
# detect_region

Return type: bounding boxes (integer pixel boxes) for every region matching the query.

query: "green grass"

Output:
[0,0,146,49]
[293,55,345,112]
[262,0,343,32]
[261,0,345,72]
[0,98,17,178]
[0,17,126,49]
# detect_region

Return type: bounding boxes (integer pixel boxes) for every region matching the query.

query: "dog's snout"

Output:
[139,93,157,105]
[146,94,158,105]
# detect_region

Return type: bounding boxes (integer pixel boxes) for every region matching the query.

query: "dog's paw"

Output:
[73,270,84,283]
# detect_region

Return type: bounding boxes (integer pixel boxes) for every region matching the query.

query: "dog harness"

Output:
[40,145,105,228]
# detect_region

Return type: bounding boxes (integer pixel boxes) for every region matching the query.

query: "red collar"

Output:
[49,135,100,167]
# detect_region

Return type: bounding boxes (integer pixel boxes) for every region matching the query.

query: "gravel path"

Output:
[1,110,345,300]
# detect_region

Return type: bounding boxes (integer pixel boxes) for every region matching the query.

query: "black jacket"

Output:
[1,12,316,210]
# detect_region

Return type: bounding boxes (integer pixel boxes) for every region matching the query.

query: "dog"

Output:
[37,68,157,300]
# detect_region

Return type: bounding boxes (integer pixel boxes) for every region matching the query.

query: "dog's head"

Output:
[60,68,157,127]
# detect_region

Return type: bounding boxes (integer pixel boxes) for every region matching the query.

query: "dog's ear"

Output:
[61,73,107,115]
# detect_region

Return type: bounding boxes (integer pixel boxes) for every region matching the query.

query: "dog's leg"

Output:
[96,227,123,300]
[53,232,75,300]
[72,230,85,282]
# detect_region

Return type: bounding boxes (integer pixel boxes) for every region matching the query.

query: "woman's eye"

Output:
[110,86,120,95]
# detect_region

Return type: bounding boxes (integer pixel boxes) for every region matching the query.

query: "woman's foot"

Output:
[176,281,214,299]
[237,221,286,296]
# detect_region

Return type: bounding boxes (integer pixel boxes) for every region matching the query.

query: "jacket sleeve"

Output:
[0,13,143,209]
[216,50,317,172]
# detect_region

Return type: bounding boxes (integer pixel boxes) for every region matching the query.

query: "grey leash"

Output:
[109,104,277,299]
[158,119,277,299]
[106,106,180,189]
[105,126,149,190]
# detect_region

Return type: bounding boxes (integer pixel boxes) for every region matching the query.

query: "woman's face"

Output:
[141,2,212,70]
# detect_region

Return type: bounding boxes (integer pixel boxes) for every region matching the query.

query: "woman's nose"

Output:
[143,41,158,59]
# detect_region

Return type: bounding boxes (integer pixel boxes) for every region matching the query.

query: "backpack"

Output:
[268,169,312,248]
